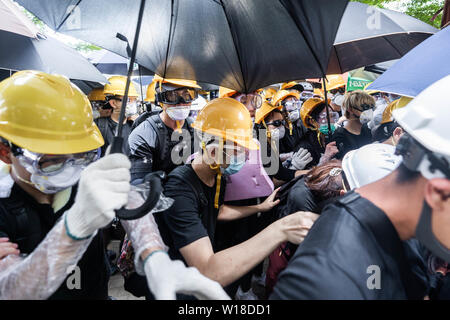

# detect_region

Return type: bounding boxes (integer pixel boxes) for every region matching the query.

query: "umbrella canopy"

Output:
[16,0,349,93]
[87,49,154,76]
[0,0,38,37]
[327,2,437,74]
[0,31,108,83]
[368,26,450,98]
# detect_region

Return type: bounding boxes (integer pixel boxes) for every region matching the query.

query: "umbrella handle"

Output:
[110,137,165,220]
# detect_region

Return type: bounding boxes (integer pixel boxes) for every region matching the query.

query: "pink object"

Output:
[224,140,274,201]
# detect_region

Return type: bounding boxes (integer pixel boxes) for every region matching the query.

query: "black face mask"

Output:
[416,201,450,262]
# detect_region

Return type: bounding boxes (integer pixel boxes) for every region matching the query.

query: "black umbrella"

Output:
[327,2,437,74]
[16,0,348,93]
[87,49,154,76]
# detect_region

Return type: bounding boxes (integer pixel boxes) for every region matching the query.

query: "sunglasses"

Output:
[266,120,286,127]
[330,88,345,95]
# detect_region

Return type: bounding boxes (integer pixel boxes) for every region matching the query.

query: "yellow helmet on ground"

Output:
[325,74,346,91]
[88,87,106,101]
[0,70,104,154]
[381,97,412,124]
[301,98,330,129]
[255,102,282,124]
[272,90,300,107]
[191,97,258,150]
[104,75,139,97]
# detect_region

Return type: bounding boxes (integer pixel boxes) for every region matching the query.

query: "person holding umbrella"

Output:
[0,70,230,300]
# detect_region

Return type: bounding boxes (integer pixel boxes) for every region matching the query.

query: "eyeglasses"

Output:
[235,93,263,109]
[265,120,286,127]
[157,87,198,105]
[13,146,100,176]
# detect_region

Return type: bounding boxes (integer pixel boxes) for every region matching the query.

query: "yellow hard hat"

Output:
[313,88,324,97]
[363,83,379,95]
[0,70,104,154]
[281,81,298,91]
[255,102,282,124]
[325,74,346,91]
[153,74,201,91]
[104,75,139,97]
[145,81,157,102]
[381,96,412,124]
[219,86,237,98]
[264,87,278,101]
[191,97,258,150]
[301,97,330,129]
[88,87,106,101]
[272,90,300,107]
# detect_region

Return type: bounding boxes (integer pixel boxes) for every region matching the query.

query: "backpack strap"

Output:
[146,114,170,162]
[168,166,208,219]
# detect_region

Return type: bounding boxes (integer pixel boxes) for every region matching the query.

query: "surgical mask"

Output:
[288,110,300,122]
[332,93,345,107]
[359,109,374,125]
[166,106,191,121]
[125,101,138,117]
[319,124,336,135]
[270,127,285,141]
[416,201,450,262]
[223,156,246,176]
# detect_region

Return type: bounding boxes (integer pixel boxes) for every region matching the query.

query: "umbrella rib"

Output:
[382,35,404,58]
[219,0,247,93]
[162,0,175,79]
[278,0,326,77]
[56,0,83,31]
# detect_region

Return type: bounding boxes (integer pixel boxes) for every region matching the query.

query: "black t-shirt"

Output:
[0,184,109,300]
[95,117,133,157]
[154,165,225,263]
[279,120,308,154]
[331,124,373,160]
[294,130,325,169]
[271,192,428,300]
[285,177,318,215]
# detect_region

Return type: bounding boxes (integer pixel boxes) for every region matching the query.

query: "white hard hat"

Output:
[393,75,450,180]
[342,143,402,190]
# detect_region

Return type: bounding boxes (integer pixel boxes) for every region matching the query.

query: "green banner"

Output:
[347,77,372,92]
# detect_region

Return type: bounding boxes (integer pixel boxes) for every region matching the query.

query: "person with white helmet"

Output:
[272,75,450,299]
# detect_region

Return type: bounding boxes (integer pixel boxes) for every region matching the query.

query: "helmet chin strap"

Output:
[202,139,224,209]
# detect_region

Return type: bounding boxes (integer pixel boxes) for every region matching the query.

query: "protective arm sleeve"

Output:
[120,189,168,276]
[0,213,94,300]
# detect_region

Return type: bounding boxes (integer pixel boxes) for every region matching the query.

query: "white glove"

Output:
[279,152,293,163]
[144,251,230,300]
[65,154,131,240]
[290,148,313,170]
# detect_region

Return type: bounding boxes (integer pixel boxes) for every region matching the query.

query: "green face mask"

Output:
[319,124,336,135]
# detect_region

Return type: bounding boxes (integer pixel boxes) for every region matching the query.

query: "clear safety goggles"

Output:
[300,91,315,102]
[318,109,340,125]
[13,146,101,176]
[206,141,249,163]
[352,103,375,113]
[158,87,198,105]
[282,100,302,111]
[235,93,263,109]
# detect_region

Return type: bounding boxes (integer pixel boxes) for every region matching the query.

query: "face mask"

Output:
[223,156,246,176]
[359,109,374,124]
[288,110,300,122]
[332,93,345,107]
[416,201,450,262]
[319,123,336,135]
[92,108,101,120]
[270,127,285,141]
[125,102,138,117]
[21,162,82,194]
[166,106,191,121]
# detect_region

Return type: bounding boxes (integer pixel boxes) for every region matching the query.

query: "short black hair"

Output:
[396,163,421,184]
[373,121,400,142]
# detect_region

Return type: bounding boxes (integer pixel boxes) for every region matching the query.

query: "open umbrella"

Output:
[367,26,450,97]
[327,2,437,74]
[87,49,153,76]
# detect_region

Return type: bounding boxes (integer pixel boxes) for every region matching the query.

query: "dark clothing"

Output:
[0,184,109,300]
[285,177,317,215]
[95,117,133,157]
[128,114,194,181]
[154,165,225,264]
[279,120,307,154]
[331,124,373,159]
[271,192,428,300]
[294,130,325,168]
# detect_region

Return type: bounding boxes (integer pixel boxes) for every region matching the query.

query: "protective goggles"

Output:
[12,146,100,176]
[157,87,198,105]
[235,93,263,109]
[352,103,375,112]
[265,120,286,127]
[282,100,302,111]
[300,91,315,101]
[330,87,345,95]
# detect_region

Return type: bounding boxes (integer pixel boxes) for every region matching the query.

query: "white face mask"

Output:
[288,110,300,122]
[270,126,286,141]
[22,163,83,194]
[332,93,345,107]
[166,106,191,121]
[359,109,374,125]
[125,102,138,117]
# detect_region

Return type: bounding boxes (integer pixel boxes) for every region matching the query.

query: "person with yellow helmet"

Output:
[330,90,375,160]
[88,87,110,120]
[325,74,346,114]
[153,97,314,297]
[95,76,140,157]
[0,71,230,301]
[127,76,201,182]
[218,86,263,120]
